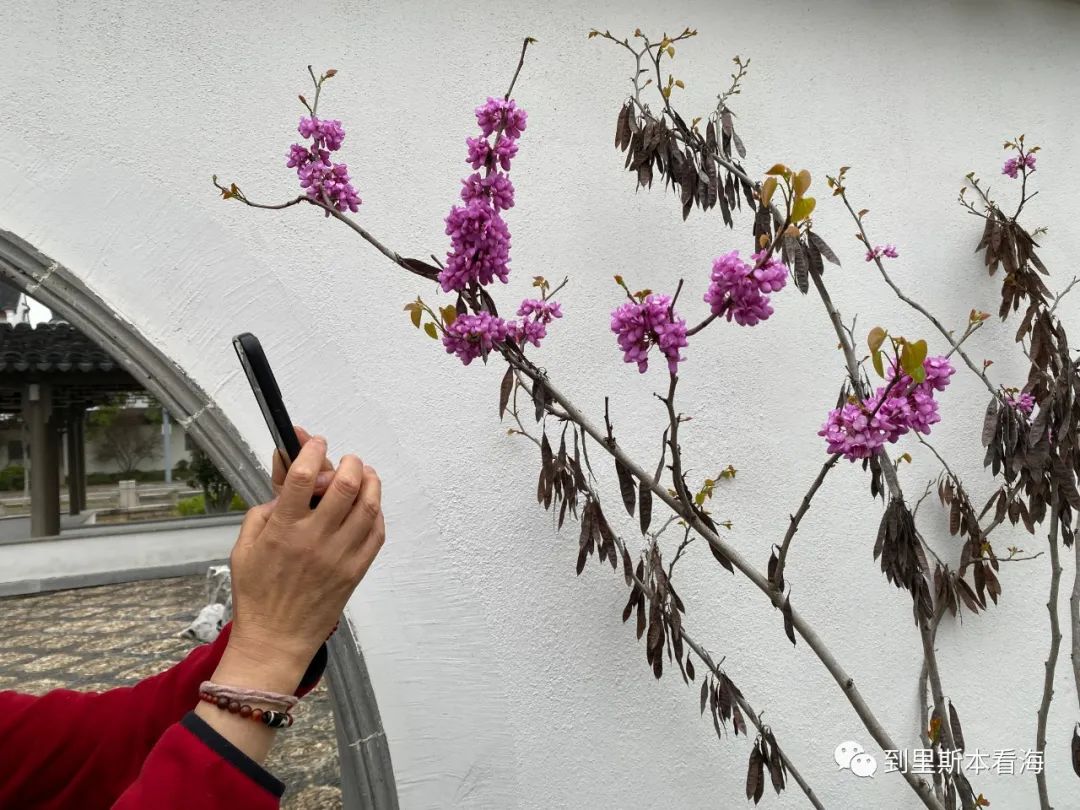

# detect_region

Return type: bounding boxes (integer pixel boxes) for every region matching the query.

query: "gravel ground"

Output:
[0,576,342,809]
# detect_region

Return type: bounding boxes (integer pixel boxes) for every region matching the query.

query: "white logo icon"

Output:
[851,752,878,778]
[835,741,877,778]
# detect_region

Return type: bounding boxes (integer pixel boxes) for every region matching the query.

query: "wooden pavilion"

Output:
[0,304,141,537]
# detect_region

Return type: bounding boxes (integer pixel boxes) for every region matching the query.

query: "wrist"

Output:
[216,640,311,695]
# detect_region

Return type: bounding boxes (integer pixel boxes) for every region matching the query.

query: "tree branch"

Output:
[506,380,825,810]
[774,453,841,589]
[1071,533,1080,713]
[1035,493,1062,810]
[503,354,943,810]
[808,265,970,809]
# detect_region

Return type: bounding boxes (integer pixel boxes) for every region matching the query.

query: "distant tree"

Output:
[86,397,162,474]
[185,444,235,514]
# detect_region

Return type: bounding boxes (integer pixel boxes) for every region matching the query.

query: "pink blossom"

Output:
[819,356,955,461]
[1006,391,1035,415]
[610,294,688,374]
[442,312,510,365]
[475,97,528,139]
[439,198,511,292]
[513,299,563,348]
[703,250,785,327]
[865,245,899,262]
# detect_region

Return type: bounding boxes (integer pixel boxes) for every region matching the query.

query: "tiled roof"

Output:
[0,322,141,412]
[0,321,119,373]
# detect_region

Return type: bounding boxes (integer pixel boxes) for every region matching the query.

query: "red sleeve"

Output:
[0,623,327,810]
[111,713,284,809]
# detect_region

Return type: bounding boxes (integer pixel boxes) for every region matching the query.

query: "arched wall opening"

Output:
[0,228,398,810]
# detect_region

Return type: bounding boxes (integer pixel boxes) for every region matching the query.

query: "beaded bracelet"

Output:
[199,691,294,728]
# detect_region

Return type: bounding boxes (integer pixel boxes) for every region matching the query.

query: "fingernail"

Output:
[316,471,334,487]
[313,435,328,446]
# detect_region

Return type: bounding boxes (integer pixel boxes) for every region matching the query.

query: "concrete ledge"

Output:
[0,519,238,595]
[0,558,227,598]
[0,513,244,547]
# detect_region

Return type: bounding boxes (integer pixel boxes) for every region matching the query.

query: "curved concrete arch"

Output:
[0,228,399,810]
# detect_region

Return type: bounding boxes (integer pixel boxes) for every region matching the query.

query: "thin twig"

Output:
[503,38,534,102]
[837,189,998,401]
[774,453,841,589]
[1049,276,1079,318]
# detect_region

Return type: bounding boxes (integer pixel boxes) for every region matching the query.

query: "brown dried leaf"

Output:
[616,459,636,517]
[639,484,652,535]
[948,702,965,751]
[781,595,796,646]
[808,230,841,266]
[498,365,513,419]
[1072,724,1080,779]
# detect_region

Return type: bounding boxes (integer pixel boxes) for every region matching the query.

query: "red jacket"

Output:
[0,624,327,809]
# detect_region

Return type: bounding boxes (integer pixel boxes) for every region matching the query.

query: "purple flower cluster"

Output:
[440,97,528,293]
[819,356,956,461]
[514,298,563,347]
[442,312,510,365]
[703,250,787,327]
[610,294,689,374]
[461,172,515,211]
[1006,391,1035,415]
[475,97,527,139]
[865,244,899,262]
[467,136,518,171]
[1002,153,1036,179]
[287,117,361,214]
[441,203,512,291]
[441,298,562,365]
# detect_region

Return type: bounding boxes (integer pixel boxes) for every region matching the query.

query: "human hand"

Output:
[271,425,335,497]
[221,433,385,692]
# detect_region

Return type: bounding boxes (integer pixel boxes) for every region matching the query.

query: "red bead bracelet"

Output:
[198,691,293,728]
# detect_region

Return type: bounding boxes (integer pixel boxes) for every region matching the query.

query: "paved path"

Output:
[0,576,342,808]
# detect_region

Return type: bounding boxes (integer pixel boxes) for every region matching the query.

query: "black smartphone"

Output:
[232,332,320,506]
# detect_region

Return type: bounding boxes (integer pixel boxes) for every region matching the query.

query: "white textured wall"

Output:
[3,1,1080,807]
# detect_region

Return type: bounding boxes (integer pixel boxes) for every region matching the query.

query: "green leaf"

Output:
[409,306,422,329]
[440,305,457,327]
[910,339,928,363]
[872,350,885,378]
[423,322,438,339]
[899,339,927,381]
[765,163,788,176]
[791,196,816,222]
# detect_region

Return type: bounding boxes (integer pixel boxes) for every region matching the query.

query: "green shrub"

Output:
[177,494,205,516]
[177,492,248,517]
[0,465,25,491]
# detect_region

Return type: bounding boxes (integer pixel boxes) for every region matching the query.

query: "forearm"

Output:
[193,642,311,766]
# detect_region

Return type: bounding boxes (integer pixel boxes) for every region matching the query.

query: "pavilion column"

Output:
[23,383,61,538]
[66,406,86,516]
[74,407,87,513]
